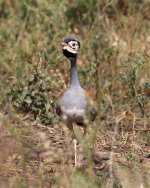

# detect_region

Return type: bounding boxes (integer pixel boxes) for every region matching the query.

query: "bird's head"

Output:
[61,37,80,58]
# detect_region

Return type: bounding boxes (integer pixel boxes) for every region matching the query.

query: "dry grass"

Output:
[0,0,150,187]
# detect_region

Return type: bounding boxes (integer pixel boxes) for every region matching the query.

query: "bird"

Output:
[56,37,97,166]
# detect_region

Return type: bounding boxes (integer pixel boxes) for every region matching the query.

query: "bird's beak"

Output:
[60,42,68,47]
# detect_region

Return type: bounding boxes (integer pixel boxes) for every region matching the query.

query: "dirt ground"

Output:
[0,110,150,188]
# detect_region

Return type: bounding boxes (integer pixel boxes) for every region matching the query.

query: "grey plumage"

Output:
[57,38,97,138]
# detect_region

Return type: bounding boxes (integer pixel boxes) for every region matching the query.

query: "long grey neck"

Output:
[70,57,80,87]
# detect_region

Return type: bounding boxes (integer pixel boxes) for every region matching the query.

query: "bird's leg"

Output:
[83,124,88,136]
[66,122,78,167]
[73,138,77,167]
[66,122,76,140]
[83,119,89,136]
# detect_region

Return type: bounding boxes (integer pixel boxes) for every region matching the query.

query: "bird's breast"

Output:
[59,87,89,123]
[61,106,86,124]
[61,106,85,116]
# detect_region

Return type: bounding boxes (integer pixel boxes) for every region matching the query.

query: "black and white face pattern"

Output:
[63,40,80,54]
[62,38,80,58]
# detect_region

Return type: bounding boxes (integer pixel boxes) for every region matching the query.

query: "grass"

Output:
[0,0,150,187]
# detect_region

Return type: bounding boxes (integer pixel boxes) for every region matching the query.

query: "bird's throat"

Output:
[70,58,80,87]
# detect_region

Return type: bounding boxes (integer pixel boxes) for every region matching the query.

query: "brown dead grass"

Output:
[0,110,149,187]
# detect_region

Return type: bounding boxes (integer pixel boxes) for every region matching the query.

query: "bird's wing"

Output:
[85,89,97,122]
[91,105,97,121]
[87,103,97,122]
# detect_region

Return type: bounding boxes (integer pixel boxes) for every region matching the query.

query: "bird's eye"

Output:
[72,43,76,46]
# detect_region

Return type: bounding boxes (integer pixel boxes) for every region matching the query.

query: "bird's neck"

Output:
[70,57,80,87]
